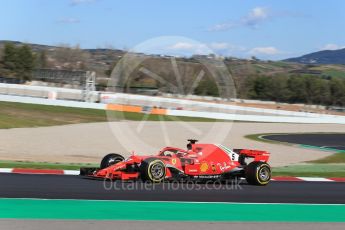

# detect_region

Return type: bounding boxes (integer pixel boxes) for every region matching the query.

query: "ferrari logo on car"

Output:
[200,162,209,172]
[211,164,216,172]
[171,158,177,165]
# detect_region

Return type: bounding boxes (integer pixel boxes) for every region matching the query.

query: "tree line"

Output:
[0,43,38,80]
[245,74,345,106]
[0,42,86,80]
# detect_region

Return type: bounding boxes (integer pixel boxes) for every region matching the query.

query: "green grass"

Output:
[252,64,274,72]
[273,164,345,177]
[0,101,108,128]
[308,152,345,163]
[266,61,294,68]
[323,69,345,78]
[309,65,345,78]
[0,101,217,129]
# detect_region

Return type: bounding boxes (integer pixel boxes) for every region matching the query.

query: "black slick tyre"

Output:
[140,158,166,183]
[245,161,271,186]
[100,153,125,169]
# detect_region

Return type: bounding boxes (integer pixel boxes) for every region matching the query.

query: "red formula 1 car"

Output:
[80,140,272,185]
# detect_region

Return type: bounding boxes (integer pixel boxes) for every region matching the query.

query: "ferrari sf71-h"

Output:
[80,140,272,185]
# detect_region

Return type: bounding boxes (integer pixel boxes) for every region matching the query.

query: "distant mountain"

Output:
[284,48,345,64]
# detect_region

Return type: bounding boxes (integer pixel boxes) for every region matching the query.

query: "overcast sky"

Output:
[1,0,345,60]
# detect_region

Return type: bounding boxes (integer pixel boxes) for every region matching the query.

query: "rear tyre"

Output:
[245,162,271,186]
[140,158,166,183]
[100,153,125,169]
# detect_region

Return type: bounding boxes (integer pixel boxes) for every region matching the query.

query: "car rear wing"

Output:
[233,149,270,162]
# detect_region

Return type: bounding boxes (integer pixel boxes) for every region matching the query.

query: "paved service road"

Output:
[1,220,345,230]
[0,173,344,204]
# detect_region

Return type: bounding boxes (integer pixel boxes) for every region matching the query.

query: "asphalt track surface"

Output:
[0,173,344,204]
[263,133,345,151]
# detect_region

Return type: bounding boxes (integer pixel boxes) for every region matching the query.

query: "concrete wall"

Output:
[101,93,340,119]
[0,83,84,101]
[0,94,105,110]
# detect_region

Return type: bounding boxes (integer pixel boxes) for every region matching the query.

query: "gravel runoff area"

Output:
[0,122,344,167]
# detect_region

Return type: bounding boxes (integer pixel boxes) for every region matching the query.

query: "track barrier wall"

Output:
[1,83,345,124]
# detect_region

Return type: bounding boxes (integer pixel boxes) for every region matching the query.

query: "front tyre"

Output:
[140,158,166,183]
[100,153,125,169]
[245,162,271,186]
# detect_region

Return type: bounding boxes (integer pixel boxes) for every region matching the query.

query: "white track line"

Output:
[0,168,13,173]
[63,170,80,175]
[297,177,333,182]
